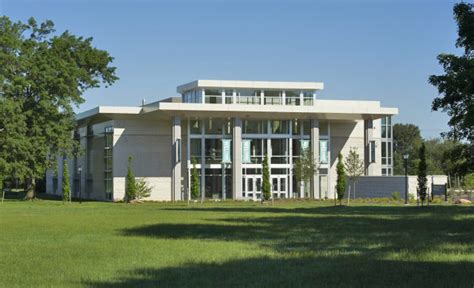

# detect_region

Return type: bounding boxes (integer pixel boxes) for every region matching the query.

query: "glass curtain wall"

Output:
[188,118,232,200]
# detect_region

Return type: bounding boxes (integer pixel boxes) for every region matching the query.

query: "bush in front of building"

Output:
[336,153,346,205]
[191,158,200,199]
[62,159,70,203]
[125,156,136,203]
[135,178,152,200]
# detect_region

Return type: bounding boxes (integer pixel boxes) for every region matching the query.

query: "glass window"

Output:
[271,120,289,134]
[205,139,222,163]
[190,139,201,159]
[382,126,387,138]
[319,122,328,136]
[190,120,201,134]
[381,141,387,157]
[243,120,267,134]
[285,90,300,105]
[205,89,221,96]
[292,120,301,135]
[302,120,311,136]
[370,140,376,163]
[205,118,226,135]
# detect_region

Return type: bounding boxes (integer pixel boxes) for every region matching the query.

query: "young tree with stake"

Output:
[345,148,364,204]
[62,159,70,203]
[262,154,271,202]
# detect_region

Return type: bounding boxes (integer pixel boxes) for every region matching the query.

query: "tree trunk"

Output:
[347,184,351,205]
[24,178,36,200]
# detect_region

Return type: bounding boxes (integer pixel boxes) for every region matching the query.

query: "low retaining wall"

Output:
[347,175,448,199]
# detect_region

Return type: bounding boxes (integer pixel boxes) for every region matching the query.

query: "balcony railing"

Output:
[238,96,261,105]
[303,97,314,106]
[286,97,300,106]
[264,97,283,105]
[204,95,222,104]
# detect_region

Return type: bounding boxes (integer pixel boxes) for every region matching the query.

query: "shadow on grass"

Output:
[85,257,474,288]
[90,205,474,287]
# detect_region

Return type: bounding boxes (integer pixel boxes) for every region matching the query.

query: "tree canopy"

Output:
[0,16,118,197]
[429,3,474,142]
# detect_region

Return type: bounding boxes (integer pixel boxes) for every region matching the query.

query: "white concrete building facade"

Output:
[46,80,398,201]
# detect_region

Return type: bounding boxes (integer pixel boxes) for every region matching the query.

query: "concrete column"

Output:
[311,119,320,199]
[232,117,242,199]
[171,116,182,201]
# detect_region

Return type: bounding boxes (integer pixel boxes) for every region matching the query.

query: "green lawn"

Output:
[0,200,473,287]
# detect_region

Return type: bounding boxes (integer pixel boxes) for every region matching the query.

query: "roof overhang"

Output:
[177,80,324,94]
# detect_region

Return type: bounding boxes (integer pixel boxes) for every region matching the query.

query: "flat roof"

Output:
[177,80,324,93]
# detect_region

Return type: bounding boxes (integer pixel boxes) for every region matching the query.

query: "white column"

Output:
[232,118,242,199]
[260,90,264,105]
[282,91,286,106]
[221,90,225,104]
[171,116,182,201]
[311,119,320,199]
[299,91,303,106]
[201,89,205,104]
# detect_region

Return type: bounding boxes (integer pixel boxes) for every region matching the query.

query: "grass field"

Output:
[0,199,473,287]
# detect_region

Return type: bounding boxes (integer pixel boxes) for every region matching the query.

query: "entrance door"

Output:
[272,176,287,199]
[243,176,262,200]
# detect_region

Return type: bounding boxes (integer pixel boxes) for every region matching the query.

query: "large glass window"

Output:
[264,90,282,105]
[285,90,300,105]
[271,120,289,134]
[249,139,266,163]
[237,90,260,105]
[205,118,227,135]
[243,120,267,134]
[271,139,288,164]
[204,89,222,104]
[104,126,113,200]
[205,139,222,164]
[190,120,201,135]
[190,139,201,160]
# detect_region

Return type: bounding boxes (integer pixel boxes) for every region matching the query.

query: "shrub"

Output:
[464,173,474,189]
[135,178,152,200]
[125,156,136,202]
[391,191,401,201]
[262,154,271,201]
[336,153,346,205]
[191,158,200,199]
[62,159,70,202]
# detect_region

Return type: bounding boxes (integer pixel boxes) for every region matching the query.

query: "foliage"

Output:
[135,178,152,200]
[191,158,200,199]
[417,143,428,205]
[335,153,346,205]
[393,123,422,175]
[429,3,474,141]
[125,156,136,202]
[262,154,271,201]
[61,159,70,202]
[0,16,117,198]
[293,145,318,196]
[391,191,401,201]
[344,148,364,199]
[464,173,474,189]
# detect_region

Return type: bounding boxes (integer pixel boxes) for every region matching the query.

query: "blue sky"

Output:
[1,0,461,138]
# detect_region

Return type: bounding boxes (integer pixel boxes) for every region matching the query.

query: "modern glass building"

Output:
[46,80,397,201]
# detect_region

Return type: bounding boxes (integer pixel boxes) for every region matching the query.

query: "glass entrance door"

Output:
[243,176,262,200]
[272,176,287,199]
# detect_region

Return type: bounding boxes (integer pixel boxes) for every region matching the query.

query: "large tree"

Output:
[393,123,423,175]
[429,3,474,142]
[0,17,117,198]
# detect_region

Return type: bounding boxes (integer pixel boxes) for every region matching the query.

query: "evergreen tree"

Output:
[336,153,346,206]
[62,159,70,202]
[135,178,152,200]
[125,156,136,202]
[262,154,271,201]
[191,158,200,199]
[417,143,428,206]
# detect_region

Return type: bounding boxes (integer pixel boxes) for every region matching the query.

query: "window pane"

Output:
[205,118,225,135]
[271,120,289,134]
[190,120,201,134]
[243,120,267,134]
[190,139,201,159]
[302,120,311,136]
[205,139,222,163]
